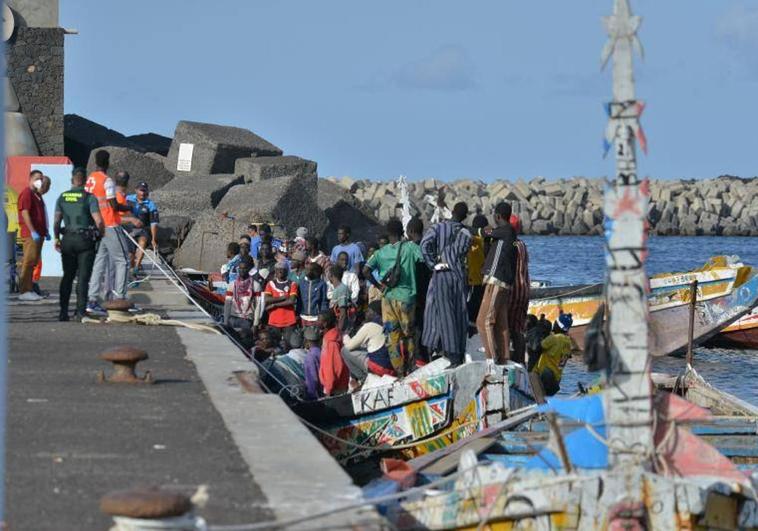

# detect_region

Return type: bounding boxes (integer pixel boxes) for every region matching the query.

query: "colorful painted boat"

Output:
[364,376,758,530]
[707,307,758,350]
[290,360,534,465]
[366,388,758,530]
[401,368,758,477]
[529,258,758,356]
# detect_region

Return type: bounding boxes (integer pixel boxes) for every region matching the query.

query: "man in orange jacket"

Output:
[84,150,140,315]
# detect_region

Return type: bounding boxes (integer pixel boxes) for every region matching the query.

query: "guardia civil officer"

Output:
[53,167,104,321]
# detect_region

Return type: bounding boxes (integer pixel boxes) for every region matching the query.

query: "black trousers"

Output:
[59,233,96,315]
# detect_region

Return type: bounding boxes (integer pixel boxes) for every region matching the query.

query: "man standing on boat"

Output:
[507,215,530,364]
[476,201,517,363]
[363,218,423,375]
[420,202,473,367]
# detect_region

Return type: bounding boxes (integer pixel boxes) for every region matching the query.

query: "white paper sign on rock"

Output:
[176,143,194,172]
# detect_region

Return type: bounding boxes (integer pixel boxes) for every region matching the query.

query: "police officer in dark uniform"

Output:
[53,167,104,321]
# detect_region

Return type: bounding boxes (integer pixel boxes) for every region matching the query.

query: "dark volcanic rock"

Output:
[317,179,382,249]
[235,155,317,183]
[151,174,244,218]
[175,175,336,270]
[214,174,327,240]
[155,215,195,263]
[64,114,142,168]
[165,121,283,176]
[86,146,174,193]
[127,132,172,155]
[173,211,245,271]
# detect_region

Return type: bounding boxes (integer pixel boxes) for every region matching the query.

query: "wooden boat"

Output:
[365,369,758,529]
[401,367,758,477]
[529,258,758,356]
[290,359,534,465]
[652,367,758,470]
[707,307,758,350]
[176,269,226,320]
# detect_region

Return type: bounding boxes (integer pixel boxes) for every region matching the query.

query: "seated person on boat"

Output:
[318,310,350,397]
[532,312,574,396]
[340,301,394,382]
[260,328,308,400]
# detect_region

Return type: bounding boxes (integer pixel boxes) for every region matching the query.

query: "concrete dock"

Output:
[6,272,379,530]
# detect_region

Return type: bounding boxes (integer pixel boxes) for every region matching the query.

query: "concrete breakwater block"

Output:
[127,132,172,156]
[151,174,245,261]
[165,120,283,176]
[214,174,327,240]
[151,173,244,218]
[86,146,175,193]
[236,155,317,183]
[330,175,758,236]
[317,179,382,250]
[175,175,328,271]
[173,211,242,272]
[64,114,144,168]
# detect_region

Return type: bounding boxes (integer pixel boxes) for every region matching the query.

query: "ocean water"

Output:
[521,235,758,405]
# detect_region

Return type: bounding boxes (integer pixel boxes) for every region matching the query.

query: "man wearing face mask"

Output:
[16,170,49,301]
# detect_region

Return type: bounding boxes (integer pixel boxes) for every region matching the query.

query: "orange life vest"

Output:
[85,171,120,227]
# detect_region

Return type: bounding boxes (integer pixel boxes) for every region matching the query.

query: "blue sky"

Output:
[62,0,758,182]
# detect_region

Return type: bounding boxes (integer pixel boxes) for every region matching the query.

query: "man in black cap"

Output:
[126,181,160,275]
[53,167,104,320]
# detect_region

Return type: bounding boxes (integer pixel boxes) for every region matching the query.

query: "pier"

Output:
[5,271,379,529]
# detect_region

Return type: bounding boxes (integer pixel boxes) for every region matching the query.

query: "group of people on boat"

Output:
[217,199,576,400]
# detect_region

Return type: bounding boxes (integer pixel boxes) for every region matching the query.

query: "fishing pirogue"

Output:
[287,359,533,464]
[530,255,758,356]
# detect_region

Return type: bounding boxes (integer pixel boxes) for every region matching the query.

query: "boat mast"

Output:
[601,0,653,468]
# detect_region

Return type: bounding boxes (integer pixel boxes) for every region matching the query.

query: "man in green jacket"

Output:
[53,167,104,321]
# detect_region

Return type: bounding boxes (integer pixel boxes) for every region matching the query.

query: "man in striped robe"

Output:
[420,202,473,366]
[507,215,530,364]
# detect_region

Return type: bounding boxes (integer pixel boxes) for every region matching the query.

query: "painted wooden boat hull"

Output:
[381,371,758,530]
[530,268,758,357]
[177,271,226,320]
[707,308,758,349]
[291,361,534,464]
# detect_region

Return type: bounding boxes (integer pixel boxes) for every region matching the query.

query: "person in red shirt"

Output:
[31,175,52,295]
[17,170,48,301]
[263,262,298,333]
[318,310,349,396]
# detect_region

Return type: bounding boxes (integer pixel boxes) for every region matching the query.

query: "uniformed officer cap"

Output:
[136,181,149,191]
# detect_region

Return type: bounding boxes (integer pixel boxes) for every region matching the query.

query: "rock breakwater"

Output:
[327,176,758,236]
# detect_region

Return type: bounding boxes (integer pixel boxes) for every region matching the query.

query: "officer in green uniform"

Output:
[53,167,104,321]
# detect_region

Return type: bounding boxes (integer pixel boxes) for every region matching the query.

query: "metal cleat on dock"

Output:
[97,346,154,385]
[100,487,206,530]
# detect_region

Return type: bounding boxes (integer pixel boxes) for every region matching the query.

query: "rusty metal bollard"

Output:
[97,346,154,384]
[100,487,205,529]
[103,299,135,312]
